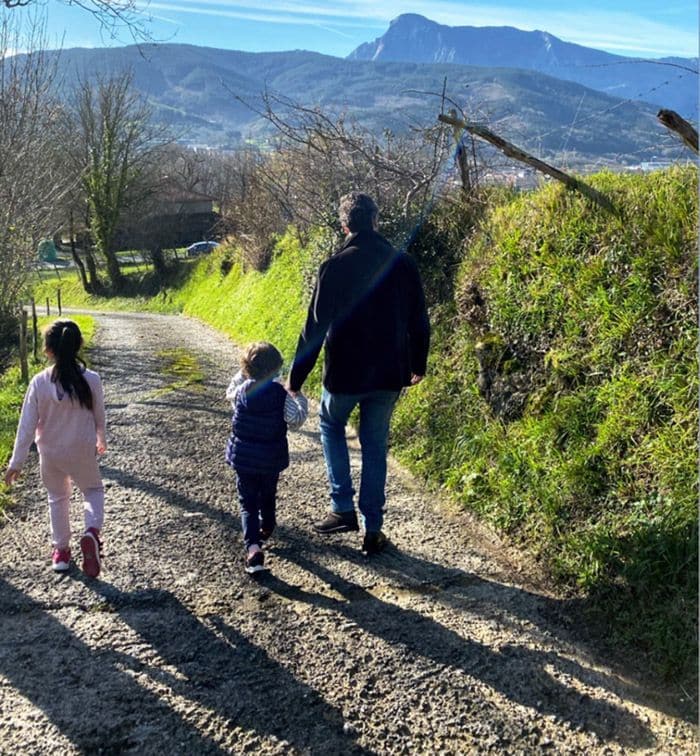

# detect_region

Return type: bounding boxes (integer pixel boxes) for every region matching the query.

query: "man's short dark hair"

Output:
[338,193,378,232]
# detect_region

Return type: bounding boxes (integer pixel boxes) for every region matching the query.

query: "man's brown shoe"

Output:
[362,531,388,555]
[313,511,359,534]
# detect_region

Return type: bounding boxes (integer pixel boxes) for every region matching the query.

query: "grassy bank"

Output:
[28,168,697,680]
[393,167,698,679]
[32,260,196,315]
[0,315,96,513]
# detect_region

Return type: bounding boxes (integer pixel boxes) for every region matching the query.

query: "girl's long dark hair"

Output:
[45,320,93,410]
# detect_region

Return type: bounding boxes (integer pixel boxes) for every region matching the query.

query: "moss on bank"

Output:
[393,167,698,678]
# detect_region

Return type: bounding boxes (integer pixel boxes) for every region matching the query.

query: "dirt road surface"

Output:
[0,312,695,754]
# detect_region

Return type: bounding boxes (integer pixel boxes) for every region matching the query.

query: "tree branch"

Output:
[657,109,699,154]
[438,113,616,214]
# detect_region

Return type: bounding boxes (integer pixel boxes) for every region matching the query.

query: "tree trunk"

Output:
[151,245,167,281]
[103,247,124,291]
[69,211,90,292]
[85,247,99,290]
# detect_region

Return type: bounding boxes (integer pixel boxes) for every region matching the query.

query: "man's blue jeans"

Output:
[319,387,400,533]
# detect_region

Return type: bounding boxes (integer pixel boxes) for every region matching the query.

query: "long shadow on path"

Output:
[263,541,657,750]
[0,577,225,753]
[84,578,372,755]
[0,576,372,754]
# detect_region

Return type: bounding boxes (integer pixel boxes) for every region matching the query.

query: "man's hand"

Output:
[409,374,424,386]
[4,468,20,486]
[285,381,299,397]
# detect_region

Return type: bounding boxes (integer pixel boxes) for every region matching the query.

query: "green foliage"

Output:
[162,231,325,387]
[406,193,481,305]
[32,258,199,315]
[0,315,96,515]
[394,166,698,679]
[176,231,321,388]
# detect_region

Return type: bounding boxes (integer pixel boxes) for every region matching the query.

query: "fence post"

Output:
[31,298,38,360]
[57,288,62,316]
[19,309,29,384]
[46,297,50,316]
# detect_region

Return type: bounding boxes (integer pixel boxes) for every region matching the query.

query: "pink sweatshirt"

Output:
[8,367,106,470]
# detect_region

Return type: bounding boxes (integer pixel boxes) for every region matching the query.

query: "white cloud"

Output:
[145,1,384,29]
[149,12,184,27]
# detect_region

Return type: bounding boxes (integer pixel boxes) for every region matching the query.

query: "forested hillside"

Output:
[40,43,688,161]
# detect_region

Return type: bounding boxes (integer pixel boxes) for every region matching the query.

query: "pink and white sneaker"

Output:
[80,528,102,578]
[245,544,266,574]
[52,548,71,572]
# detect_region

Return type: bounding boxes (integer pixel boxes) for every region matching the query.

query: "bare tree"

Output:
[0,17,68,351]
[3,0,154,43]
[65,71,168,290]
[227,91,451,258]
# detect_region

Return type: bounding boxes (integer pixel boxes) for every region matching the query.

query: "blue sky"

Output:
[36,1,699,58]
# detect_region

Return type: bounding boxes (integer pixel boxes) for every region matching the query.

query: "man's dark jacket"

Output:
[289,229,430,394]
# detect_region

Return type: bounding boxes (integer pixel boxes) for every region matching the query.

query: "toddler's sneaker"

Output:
[245,544,266,574]
[80,527,102,578]
[52,548,71,572]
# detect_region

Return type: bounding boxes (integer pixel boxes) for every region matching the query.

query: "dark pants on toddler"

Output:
[236,471,279,549]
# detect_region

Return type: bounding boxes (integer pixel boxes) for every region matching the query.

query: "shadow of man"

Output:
[260,538,656,751]
[82,578,374,754]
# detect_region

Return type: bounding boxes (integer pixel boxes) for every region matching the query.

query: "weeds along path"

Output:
[0,311,694,755]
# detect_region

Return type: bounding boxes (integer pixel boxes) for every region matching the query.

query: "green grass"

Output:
[393,166,698,680]
[32,262,196,315]
[0,315,96,515]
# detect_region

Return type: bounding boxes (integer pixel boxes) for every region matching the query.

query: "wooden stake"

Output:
[31,298,38,361]
[657,109,698,154]
[46,298,50,316]
[57,288,62,316]
[19,309,28,384]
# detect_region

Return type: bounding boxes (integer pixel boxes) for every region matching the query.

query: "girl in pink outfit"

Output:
[4,320,107,576]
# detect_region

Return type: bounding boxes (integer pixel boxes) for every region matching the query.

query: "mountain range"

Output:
[44,14,698,163]
[349,14,698,118]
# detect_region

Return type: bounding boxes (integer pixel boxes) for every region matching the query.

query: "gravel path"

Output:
[0,311,695,755]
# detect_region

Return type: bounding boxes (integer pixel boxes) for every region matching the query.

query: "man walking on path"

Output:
[288,192,430,554]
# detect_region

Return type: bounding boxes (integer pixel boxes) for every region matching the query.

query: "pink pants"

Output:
[39,450,104,550]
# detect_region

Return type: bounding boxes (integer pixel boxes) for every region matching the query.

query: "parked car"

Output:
[186,240,219,257]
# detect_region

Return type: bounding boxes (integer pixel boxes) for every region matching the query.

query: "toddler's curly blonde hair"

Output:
[240,341,283,381]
